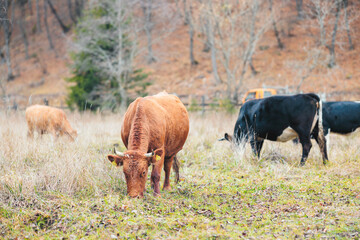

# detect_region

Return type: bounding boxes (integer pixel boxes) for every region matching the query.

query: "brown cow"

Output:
[107,92,189,198]
[26,105,77,141]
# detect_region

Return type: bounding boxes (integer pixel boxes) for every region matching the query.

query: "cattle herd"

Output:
[24,92,360,198]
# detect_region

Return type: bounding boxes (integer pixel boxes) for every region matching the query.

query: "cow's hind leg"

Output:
[312,125,329,165]
[172,155,180,184]
[298,134,312,166]
[250,139,264,158]
[163,155,175,190]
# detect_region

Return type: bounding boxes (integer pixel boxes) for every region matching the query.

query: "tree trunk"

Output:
[74,0,84,18]
[28,0,33,15]
[141,0,156,64]
[3,0,14,81]
[67,0,76,23]
[295,0,303,19]
[269,0,283,49]
[183,0,189,25]
[35,0,41,32]
[202,18,211,52]
[247,2,259,76]
[210,44,220,84]
[44,0,55,51]
[327,0,340,68]
[19,6,29,59]
[46,0,70,33]
[205,0,220,84]
[343,0,354,50]
[119,88,128,112]
[187,1,197,65]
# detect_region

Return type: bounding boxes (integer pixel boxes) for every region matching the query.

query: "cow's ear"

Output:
[224,133,233,142]
[148,149,164,165]
[107,155,124,167]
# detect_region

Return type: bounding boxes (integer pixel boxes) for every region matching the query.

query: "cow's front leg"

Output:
[151,156,164,196]
[250,139,264,158]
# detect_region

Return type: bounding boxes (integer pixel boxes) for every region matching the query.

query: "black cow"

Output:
[322,101,360,135]
[293,101,360,145]
[220,93,328,166]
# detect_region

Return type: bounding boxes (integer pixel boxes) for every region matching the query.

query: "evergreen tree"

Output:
[67,0,150,111]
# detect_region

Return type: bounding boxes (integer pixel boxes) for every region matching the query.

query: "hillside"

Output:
[2,0,360,109]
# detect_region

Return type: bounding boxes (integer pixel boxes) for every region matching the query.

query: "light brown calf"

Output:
[26,105,77,141]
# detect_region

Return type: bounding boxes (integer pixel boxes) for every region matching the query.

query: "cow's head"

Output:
[107,147,163,198]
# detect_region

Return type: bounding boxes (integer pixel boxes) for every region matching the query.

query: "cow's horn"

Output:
[144,151,155,158]
[114,147,125,157]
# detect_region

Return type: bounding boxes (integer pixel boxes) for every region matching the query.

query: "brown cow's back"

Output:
[121,92,189,157]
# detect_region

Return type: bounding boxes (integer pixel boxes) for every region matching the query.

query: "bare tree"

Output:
[141,0,156,63]
[74,0,84,19]
[35,0,41,32]
[326,0,341,68]
[46,0,70,33]
[288,47,325,92]
[307,0,355,68]
[2,0,15,81]
[295,0,303,19]
[207,0,271,102]
[269,0,284,49]
[27,0,32,14]
[73,0,145,111]
[199,0,220,84]
[308,0,334,46]
[67,0,76,23]
[342,0,354,50]
[43,0,55,51]
[17,0,29,59]
[184,0,198,65]
[138,0,180,64]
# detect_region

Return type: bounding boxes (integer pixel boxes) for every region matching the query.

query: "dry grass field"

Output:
[0,111,359,239]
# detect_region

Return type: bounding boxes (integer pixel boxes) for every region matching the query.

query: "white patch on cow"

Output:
[311,113,318,132]
[276,127,298,142]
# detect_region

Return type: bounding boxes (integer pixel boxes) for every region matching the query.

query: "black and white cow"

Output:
[220,93,328,166]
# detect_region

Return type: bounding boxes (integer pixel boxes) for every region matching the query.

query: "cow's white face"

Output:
[107,150,158,198]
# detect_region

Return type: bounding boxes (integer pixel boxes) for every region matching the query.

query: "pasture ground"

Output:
[0,112,359,239]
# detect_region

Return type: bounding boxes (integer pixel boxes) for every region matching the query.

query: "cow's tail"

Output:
[306,93,324,139]
[173,155,180,184]
[318,99,324,140]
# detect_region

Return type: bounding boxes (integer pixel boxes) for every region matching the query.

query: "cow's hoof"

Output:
[153,192,161,197]
[163,185,171,191]
[300,162,306,167]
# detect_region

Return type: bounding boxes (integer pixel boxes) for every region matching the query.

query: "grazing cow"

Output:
[26,105,77,141]
[220,93,328,166]
[107,92,189,198]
